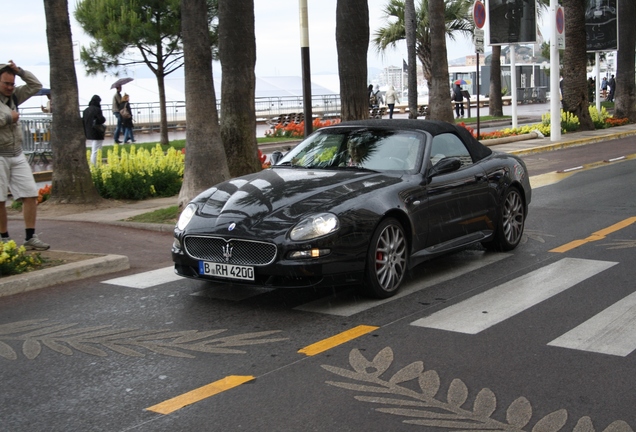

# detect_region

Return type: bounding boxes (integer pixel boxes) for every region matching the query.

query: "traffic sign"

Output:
[556,7,564,34]
[556,6,565,49]
[473,1,486,29]
[474,28,485,54]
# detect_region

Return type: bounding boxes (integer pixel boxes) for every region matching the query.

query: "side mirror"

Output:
[270,151,283,165]
[428,157,461,178]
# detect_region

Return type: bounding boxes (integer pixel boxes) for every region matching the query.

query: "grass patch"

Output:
[103,136,297,154]
[126,206,180,225]
[457,115,510,124]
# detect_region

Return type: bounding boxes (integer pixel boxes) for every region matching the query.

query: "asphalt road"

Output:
[2,137,636,431]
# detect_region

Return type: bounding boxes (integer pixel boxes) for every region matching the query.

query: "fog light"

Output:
[172,238,181,250]
[288,248,330,259]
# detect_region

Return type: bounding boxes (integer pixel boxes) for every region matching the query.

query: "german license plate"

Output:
[199,261,255,281]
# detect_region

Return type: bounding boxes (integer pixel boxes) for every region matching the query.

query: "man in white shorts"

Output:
[0,60,50,250]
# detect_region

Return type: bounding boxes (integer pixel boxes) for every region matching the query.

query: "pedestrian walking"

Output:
[452,83,465,118]
[120,94,135,143]
[384,85,400,119]
[601,77,608,100]
[112,85,123,143]
[607,75,616,102]
[0,60,50,250]
[83,95,106,165]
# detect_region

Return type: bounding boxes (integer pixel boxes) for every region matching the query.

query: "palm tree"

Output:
[218,0,261,177]
[561,0,594,130]
[178,0,229,208]
[488,45,503,117]
[427,0,455,121]
[372,0,473,96]
[44,0,101,204]
[404,0,418,118]
[336,0,370,121]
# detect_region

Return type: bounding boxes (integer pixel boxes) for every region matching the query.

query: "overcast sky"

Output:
[4,1,479,77]
[5,1,549,103]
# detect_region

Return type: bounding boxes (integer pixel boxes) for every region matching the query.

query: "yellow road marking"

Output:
[298,325,379,356]
[146,375,255,415]
[530,171,575,189]
[530,153,636,189]
[550,217,636,253]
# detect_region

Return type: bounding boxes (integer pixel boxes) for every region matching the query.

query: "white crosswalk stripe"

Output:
[102,266,181,289]
[548,290,636,357]
[295,251,510,316]
[410,258,618,334]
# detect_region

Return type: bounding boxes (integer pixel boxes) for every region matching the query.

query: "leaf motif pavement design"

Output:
[322,347,633,431]
[0,319,287,360]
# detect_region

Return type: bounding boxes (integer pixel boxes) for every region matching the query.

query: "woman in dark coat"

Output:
[82,94,106,164]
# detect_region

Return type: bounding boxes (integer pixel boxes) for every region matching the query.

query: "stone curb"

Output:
[506,129,636,156]
[0,252,130,298]
[482,132,539,146]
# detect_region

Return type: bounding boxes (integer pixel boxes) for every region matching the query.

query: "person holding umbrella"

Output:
[112,85,123,143]
[110,78,133,143]
[452,80,468,119]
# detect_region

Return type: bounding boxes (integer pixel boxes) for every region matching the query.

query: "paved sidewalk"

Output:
[3,122,636,297]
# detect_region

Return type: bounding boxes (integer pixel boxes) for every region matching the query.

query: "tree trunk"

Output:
[614,0,636,121]
[405,0,418,119]
[44,0,101,204]
[561,0,594,130]
[417,42,433,99]
[489,45,503,117]
[218,0,260,177]
[336,0,369,121]
[155,51,170,146]
[178,0,230,209]
[427,0,454,122]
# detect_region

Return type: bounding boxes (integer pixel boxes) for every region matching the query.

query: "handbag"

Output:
[120,106,132,119]
[93,120,106,134]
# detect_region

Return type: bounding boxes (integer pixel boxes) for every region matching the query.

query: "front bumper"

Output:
[171,248,366,288]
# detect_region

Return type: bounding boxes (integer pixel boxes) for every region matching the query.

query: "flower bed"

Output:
[0,240,43,277]
[265,118,340,139]
[462,106,629,140]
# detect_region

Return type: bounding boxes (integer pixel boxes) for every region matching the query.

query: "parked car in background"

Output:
[172,119,531,298]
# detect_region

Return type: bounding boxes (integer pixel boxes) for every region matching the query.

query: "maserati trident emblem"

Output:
[228,223,236,231]
[222,243,233,262]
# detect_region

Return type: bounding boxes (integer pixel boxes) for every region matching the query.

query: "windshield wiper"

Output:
[338,165,377,172]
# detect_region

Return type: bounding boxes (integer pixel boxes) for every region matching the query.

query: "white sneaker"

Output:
[23,234,50,251]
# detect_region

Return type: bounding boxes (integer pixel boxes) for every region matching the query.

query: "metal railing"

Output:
[19,94,343,133]
[20,114,53,164]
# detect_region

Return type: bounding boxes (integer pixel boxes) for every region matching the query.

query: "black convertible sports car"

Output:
[172,119,531,298]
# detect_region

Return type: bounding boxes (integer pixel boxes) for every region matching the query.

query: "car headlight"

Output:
[290,213,339,241]
[176,203,197,231]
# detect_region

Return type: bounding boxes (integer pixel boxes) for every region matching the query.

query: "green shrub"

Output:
[89,144,184,200]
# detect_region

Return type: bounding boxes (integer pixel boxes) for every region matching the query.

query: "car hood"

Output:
[191,168,401,235]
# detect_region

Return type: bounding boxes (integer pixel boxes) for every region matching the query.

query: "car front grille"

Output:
[183,236,277,266]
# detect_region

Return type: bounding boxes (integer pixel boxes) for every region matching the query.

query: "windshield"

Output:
[275,128,425,173]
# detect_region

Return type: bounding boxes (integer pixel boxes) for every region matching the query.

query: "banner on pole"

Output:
[586,0,618,52]
[488,0,537,45]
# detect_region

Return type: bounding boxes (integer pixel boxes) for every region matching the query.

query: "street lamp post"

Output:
[299,0,313,137]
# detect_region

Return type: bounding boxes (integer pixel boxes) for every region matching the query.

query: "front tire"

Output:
[483,187,525,251]
[362,218,408,298]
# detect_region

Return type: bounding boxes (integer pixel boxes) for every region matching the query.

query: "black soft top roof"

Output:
[338,119,493,162]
